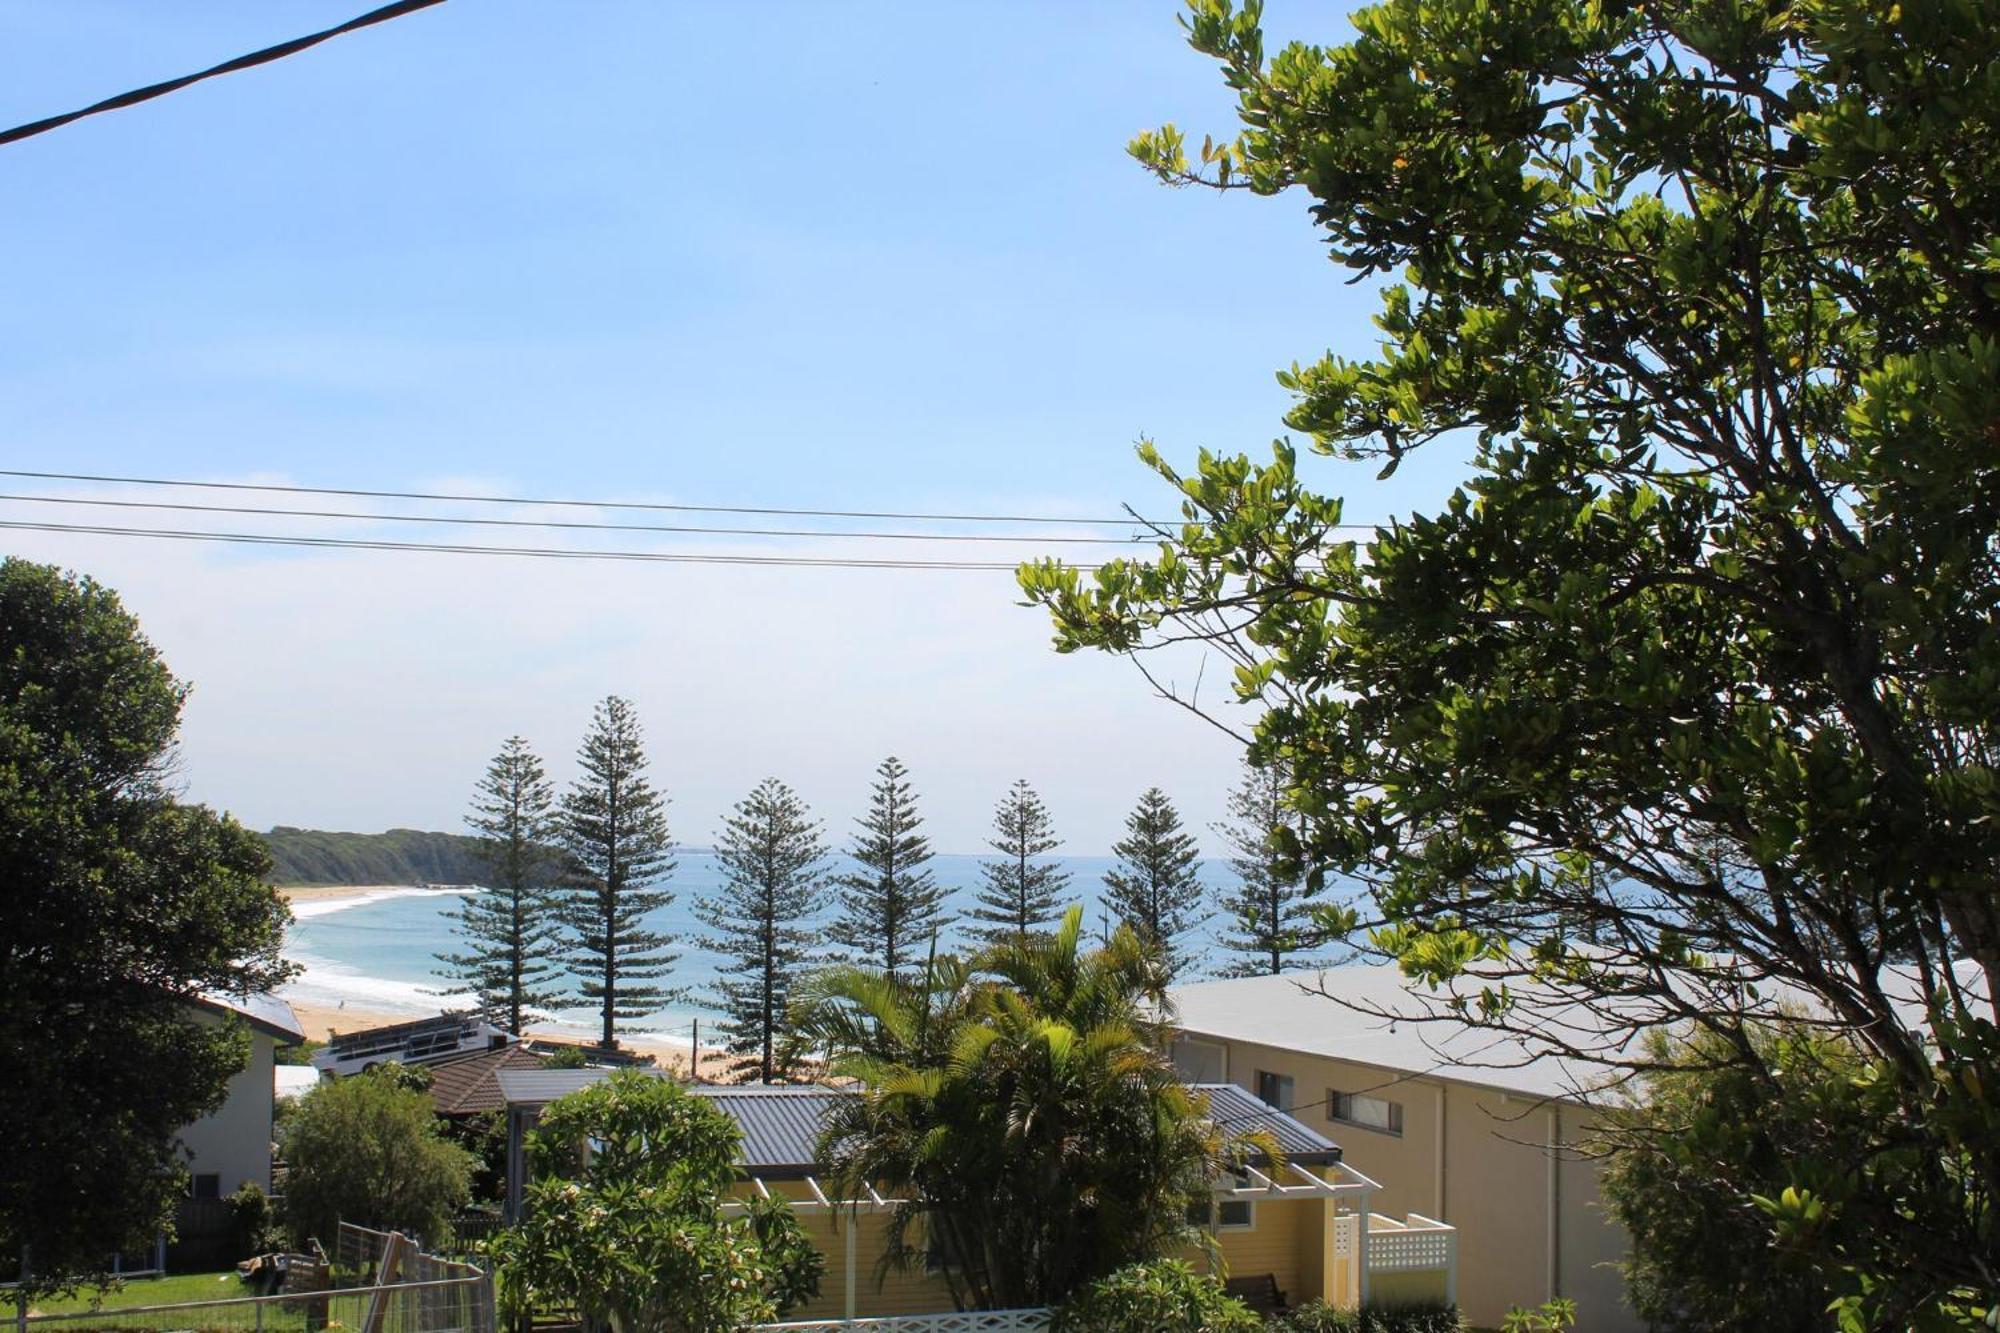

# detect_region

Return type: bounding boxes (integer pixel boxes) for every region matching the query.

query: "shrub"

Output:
[228,1182,284,1260]
[1054,1260,1261,1333]
[490,1071,821,1333]
[1276,1298,1462,1333]
[281,1067,475,1248]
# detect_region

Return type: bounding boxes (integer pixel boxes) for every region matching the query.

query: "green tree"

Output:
[695,777,828,1083]
[280,1066,474,1248]
[829,756,948,978]
[560,696,678,1048]
[794,906,1263,1310]
[435,736,565,1035]
[1213,759,1321,977]
[1102,788,1205,979]
[491,1071,821,1333]
[1598,1023,1865,1333]
[1021,0,2000,1318]
[0,558,292,1291]
[1054,1260,1261,1333]
[968,779,1071,946]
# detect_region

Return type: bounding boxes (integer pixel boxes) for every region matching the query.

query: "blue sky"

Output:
[0,2,1466,853]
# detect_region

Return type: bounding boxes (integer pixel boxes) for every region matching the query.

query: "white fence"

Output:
[1332,1211,1458,1307]
[758,1311,1051,1333]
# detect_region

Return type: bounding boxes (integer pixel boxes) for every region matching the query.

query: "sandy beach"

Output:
[275,884,724,1075]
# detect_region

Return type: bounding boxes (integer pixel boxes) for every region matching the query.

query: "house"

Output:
[1168,970,1639,1333]
[309,1011,512,1077]
[496,1071,1458,1320]
[180,990,306,1200]
[423,1041,550,1118]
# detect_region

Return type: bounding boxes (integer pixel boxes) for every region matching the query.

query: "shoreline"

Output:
[275,884,726,1074]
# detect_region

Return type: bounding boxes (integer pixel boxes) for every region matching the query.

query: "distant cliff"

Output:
[259,826,488,887]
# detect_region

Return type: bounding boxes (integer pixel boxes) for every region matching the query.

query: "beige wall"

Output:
[756,1182,1355,1319]
[752,1183,960,1320]
[1179,1034,1638,1333]
[176,1009,279,1197]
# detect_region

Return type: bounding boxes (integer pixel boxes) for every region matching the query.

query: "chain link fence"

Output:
[17,1227,492,1333]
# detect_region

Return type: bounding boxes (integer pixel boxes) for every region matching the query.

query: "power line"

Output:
[0,492,1157,546]
[0,468,1357,531]
[0,468,1167,527]
[0,519,1096,572]
[0,0,448,149]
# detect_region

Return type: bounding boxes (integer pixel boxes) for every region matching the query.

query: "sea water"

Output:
[282,852,1251,1043]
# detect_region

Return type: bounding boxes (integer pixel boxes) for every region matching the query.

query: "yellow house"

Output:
[1169,971,1641,1333]
[497,1072,1456,1320]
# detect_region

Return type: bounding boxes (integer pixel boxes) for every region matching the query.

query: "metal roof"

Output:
[1194,1082,1341,1165]
[193,989,306,1043]
[494,1071,1339,1172]
[1170,968,1611,1102]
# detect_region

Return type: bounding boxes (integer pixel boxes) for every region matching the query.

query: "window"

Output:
[1253,1070,1293,1110]
[190,1173,221,1201]
[1328,1089,1403,1135]
[1186,1197,1255,1230]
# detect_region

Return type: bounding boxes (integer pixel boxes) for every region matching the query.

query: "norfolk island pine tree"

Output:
[1102,787,1207,980]
[968,778,1071,946]
[694,777,829,1083]
[559,696,679,1048]
[829,756,950,978]
[435,736,567,1034]
[1213,757,1325,977]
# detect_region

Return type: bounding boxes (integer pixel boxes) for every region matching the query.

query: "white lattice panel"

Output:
[1332,1212,1357,1259]
[1366,1226,1455,1273]
[759,1310,1052,1333]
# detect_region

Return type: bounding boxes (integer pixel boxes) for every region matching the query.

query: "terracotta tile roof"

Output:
[426,1042,549,1116]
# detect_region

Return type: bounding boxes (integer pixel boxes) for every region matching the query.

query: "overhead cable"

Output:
[0,0,448,148]
[0,492,1156,546]
[0,519,1091,572]
[0,468,1382,532]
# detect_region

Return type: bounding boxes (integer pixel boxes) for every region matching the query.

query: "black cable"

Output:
[0,468,1381,532]
[0,518,1099,572]
[0,0,448,148]
[0,491,1154,546]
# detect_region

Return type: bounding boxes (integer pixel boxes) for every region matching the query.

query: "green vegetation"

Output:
[1274,1299,1462,1333]
[1598,1024,1863,1332]
[559,695,680,1048]
[1053,1260,1260,1333]
[968,779,1070,946]
[829,756,949,978]
[1101,788,1205,980]
[695,777,829,1084]
[0,558,293,1293]
[29,1272,257,1315]
[435,736,567,1033]
[795,905,1257,1310]
[259,826,487,887]
[492,1071,821,1333]
[1213,758,1322,977]
[280,1066,474,1248]
[1024,0,2000,1320]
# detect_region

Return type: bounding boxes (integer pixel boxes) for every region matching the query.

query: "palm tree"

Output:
[791,907,1274,1311]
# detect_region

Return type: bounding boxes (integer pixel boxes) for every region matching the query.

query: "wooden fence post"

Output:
[360,1232,409,1333]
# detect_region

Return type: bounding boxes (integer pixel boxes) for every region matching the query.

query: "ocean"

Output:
[281,851,1258,1045]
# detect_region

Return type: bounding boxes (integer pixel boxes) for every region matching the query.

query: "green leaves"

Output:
[795,911,1247,1309]
[495,1073,823,1333]
[1027,0,2000,1320]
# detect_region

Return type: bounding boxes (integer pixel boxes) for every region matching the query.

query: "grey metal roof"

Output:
[691,1088,842,1173]
[493,1071,834,1176]
[194,989,306,1043]
[1195,1082,1342,1165]
[496,1071,1338,1172]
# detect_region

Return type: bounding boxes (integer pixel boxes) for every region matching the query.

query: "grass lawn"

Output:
[28,1271,253,1315]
